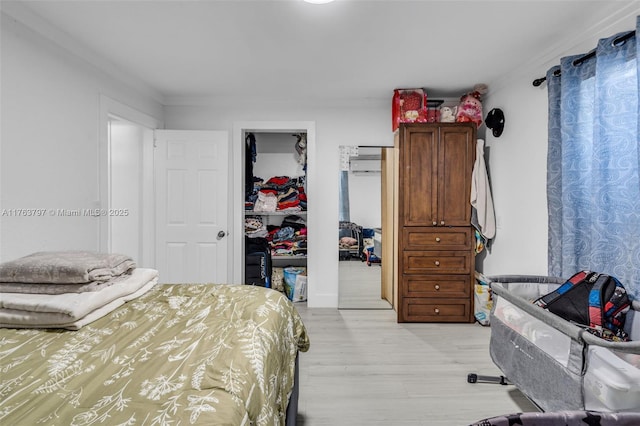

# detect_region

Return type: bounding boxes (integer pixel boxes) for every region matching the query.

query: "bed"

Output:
[0,253,309,426]
[338,221,364,260]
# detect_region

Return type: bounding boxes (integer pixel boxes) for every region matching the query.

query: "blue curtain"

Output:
[339,170,350,223]
[547,17,640,301]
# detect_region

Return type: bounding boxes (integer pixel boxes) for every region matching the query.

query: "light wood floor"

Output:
[293,305,539,425]
[338,258,391,309]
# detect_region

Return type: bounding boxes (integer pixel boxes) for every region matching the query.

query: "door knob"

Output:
[217,231,226,240]
[434,260,440,266]
[434,284,440,290]
[434,308,440,314]
[435,237,441,242]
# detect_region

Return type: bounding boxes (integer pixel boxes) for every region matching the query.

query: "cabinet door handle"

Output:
[435,237,441,242]
[434,308,440,314]
[434,284,440,290]
[440,220,445,225]
[434,261,440,266]
[432,221,437,226]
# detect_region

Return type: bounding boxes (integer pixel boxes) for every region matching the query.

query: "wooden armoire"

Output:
[394,122,476,323]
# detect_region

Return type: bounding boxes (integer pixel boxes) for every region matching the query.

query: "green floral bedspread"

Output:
[0,284,310,425]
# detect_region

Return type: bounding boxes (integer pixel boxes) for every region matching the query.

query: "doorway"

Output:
[338,145,392,310]
[99,95,160,267]
[106,115,155,266]
[232,121,318,303]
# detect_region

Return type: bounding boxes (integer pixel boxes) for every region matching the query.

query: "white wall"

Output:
[164,103,391,306]
[0,13,163,261]
[251,132,306,180]
[480,80,550,275]
[348,171,382,229]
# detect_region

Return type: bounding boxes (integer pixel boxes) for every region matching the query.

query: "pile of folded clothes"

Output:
[268,215,307,258]
[246,176,307,212]
[0,251,158,330]
[245,216,269,238]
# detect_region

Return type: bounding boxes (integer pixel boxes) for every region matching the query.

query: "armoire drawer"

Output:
[401,298,472,323]
[402,275,471,298]
[402,250,471,274]
[403,227,472,250]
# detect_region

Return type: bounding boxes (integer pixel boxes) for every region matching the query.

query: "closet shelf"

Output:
[272,255,307,266]
[245,211,306,216]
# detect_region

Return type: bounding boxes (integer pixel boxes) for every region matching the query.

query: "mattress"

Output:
[0,283,310,425]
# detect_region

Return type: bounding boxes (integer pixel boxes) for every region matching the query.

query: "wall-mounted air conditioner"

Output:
[349,157,381,173]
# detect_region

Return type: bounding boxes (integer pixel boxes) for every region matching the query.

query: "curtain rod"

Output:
[532,30,636,87]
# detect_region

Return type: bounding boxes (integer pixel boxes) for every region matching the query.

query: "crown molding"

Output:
[489,2,640,94]
[162,94,390,109]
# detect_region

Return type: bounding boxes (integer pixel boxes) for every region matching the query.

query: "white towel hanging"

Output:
[471,139,496,240]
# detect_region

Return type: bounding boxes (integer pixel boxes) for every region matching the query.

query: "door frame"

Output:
[232,121,316,296]
[98,95,163,265]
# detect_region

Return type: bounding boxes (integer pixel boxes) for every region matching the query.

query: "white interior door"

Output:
[155,130,229,284]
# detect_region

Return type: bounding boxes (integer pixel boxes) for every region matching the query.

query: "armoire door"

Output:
[438,126,475,226]
[399,124,474,228]
[154,130,229,284]
[400,125,438,226]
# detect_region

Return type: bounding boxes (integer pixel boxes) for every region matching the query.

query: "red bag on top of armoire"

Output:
[392,89,428,131]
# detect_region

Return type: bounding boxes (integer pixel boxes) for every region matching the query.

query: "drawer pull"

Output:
[434,308,440,314]
[434,284,440,290]
[440,220,445,225]
[434,260,440,266]
[432,221,437,226]
[435,237,441,242]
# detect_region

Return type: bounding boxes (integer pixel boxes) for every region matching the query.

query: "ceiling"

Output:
[3,0,640,105]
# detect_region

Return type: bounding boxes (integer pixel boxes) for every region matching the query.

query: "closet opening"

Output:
[244,131,308,298]
[233,121,317,304]
[338,145,393,310]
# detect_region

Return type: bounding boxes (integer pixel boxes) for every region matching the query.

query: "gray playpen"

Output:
[472,275,640,413]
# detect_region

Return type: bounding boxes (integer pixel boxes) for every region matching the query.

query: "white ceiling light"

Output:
[303,0,335,4]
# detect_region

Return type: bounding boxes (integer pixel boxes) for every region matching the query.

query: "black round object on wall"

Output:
[485,108,505,137]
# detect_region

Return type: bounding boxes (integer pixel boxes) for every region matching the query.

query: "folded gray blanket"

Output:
[0,268,158,329]
[0,275,128,294]
[0,251,136,284]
